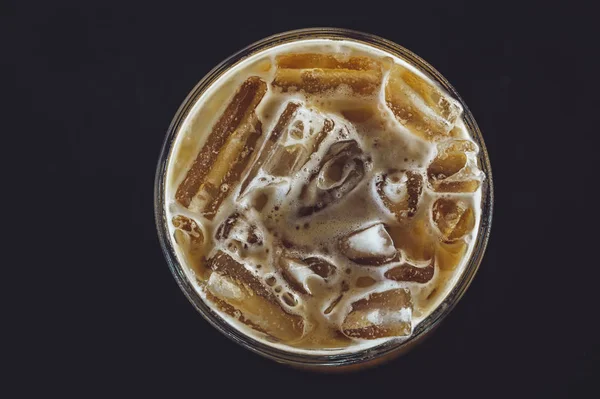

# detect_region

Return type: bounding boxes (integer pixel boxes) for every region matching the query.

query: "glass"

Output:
[154,28,493,371]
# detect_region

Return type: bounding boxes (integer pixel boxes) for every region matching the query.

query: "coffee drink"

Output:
[162,37,485,354]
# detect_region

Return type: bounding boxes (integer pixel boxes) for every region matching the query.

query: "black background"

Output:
[5,0,598,396]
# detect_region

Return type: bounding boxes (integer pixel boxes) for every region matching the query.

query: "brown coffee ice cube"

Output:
[341,288,413,339]
[172,215,206,274]
[278,256,337,296]
[428,140,480,193]
[175,77,267,218]
[239,103,336,196]
[376,170,424,221]
[278,257,311,295]
[273,53,383,96]
[206,251,304,342]
[298,140,366,217]
[436,240,468,271]
[385,64,462,141]
[387,219,435,262]
[264,144,307,177]
[432,198,475,242]
[385,196,474,271]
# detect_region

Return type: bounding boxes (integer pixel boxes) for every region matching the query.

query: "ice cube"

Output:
[278,256,337,295]
[398,66,462,122]
[172,215,205,273]
[176,77,267,216]
[376,170,423,220]
[385,64,462,141]
[387,219,435,262]
[428,152,467,180]
[309,118,335,155]
[272,53,383,96]
[445,139,477,153]
[384,259,435,283]
[432,198,475,241]
[298,140,366,217]
[436,240,467,271]
[341,288,413,339]
[239,103,336,196]
[339,223,397,265]
[263,144,307,177]
[207,272,243,300]
[206,251,304,342]
[278,257,311,295]
[433,180,480,193]
[239,102,300,194]
[428,140,480,193]
[172,215,203,243]
[276,53,381,70]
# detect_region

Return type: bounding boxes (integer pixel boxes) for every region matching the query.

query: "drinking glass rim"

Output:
[154,27,494,368]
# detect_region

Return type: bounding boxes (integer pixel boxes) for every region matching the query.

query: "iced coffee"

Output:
[162,37,486,354]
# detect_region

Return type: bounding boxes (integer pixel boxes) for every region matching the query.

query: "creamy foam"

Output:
[164,39,484,354]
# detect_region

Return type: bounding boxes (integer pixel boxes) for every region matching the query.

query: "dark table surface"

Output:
[6,0,597,396]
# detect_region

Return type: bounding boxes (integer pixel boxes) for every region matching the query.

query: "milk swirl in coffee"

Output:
[164,39,485,353]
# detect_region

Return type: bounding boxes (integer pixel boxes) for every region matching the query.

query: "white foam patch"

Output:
[346,224,395,258]
[366,307,412,325]
[285,259,323,295]
[207,273,242,300]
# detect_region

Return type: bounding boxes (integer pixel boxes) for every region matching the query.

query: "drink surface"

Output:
[164,39,485,354]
